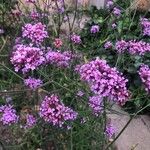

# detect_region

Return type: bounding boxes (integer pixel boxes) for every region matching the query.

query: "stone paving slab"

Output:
[109,105,150,150]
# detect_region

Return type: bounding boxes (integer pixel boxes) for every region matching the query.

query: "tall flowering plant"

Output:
[0,0,150,149]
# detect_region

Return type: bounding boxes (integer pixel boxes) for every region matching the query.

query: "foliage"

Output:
[0,0,150,149]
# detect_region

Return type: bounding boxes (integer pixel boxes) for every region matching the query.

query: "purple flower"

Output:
[30,11,40,20]
[104,41,113,49]
[10,44,45,73]
[89,95,103,116]
[71,34,81,44]
[90,25,100,34]
[77,90,84,97]
[115,40,128,53]
[24,114,36,128]
[0,104,18,125]
[128,40,150,55]
[39,95,78,127]
[77,58,129,105]
[106,0,114,9]
[140,18,150,36]
[24,77,43,90]
[112,23,117,29]
[105,123,115,138]
[22,22,48,44]
[139,65,150,93]
[113,7,121,17]
[0,29,4,34]
[46,50,72,68]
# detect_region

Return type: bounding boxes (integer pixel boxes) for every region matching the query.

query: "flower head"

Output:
[139,65,150,93]
[105,123,115,138]
[53,38,63,48]
[77,58,129,105]
[24,114,36,128]
[39,95,78,127]
[24,77,43,90]
[71,34,81,44]
[22,22,48,44]
[46,50,72,68]
[106,0,114,9]
[89,95,103,116]
[113,7,121,17]
[11,44,45,73]
[115,40,128,53]
[104,41,113,49]
[0,104,18,125]
[90,25,100,34]
[140,18,150,36]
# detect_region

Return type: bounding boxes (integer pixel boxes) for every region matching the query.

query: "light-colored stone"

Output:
[109,105,150,150]
[90,0,106,9]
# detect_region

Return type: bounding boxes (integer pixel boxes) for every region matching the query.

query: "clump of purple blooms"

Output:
[0,104,18,125]
[71,34,81,44]
[105,123,115,138]
[139,65,150,93]
[30,11,40,20]
[128,40,150,55]
[24,77,43,90]
[115,40,128,53]
[22,22,48,44]
[10,44,45,73]
[115,40,150,55]
[89,95,103,116]
[77,58,129,105]
[24,114,36,129]
[106,0,114,9]
[113,7,121,17]
[90,25,100,34]
[140,18,150,36]
[39,95,78,127]
[46,50,72,68]
[104,41,113,49]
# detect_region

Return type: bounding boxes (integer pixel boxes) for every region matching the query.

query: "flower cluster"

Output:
[113,7,121,17]
[90,25,100,34]
[0,105,18,125]
[24,77,43,90]
[24,114,36,128]
[77,58,129,105]
[10,44,45,73]
[22,22,48,44]
[140,18,150,36]
[105,123,115,138]
[115,40,150,55]
[30,11,40,20]
[104,41,113,49]
[53,38,63,48]
[71,34,81,44]
[39,95,78,127]
[128,40,150,55]
[138,65,150,93]
[115,40,128,53]
[89,95,103,116]
[106,0,114,9]
[46,50,72,68]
